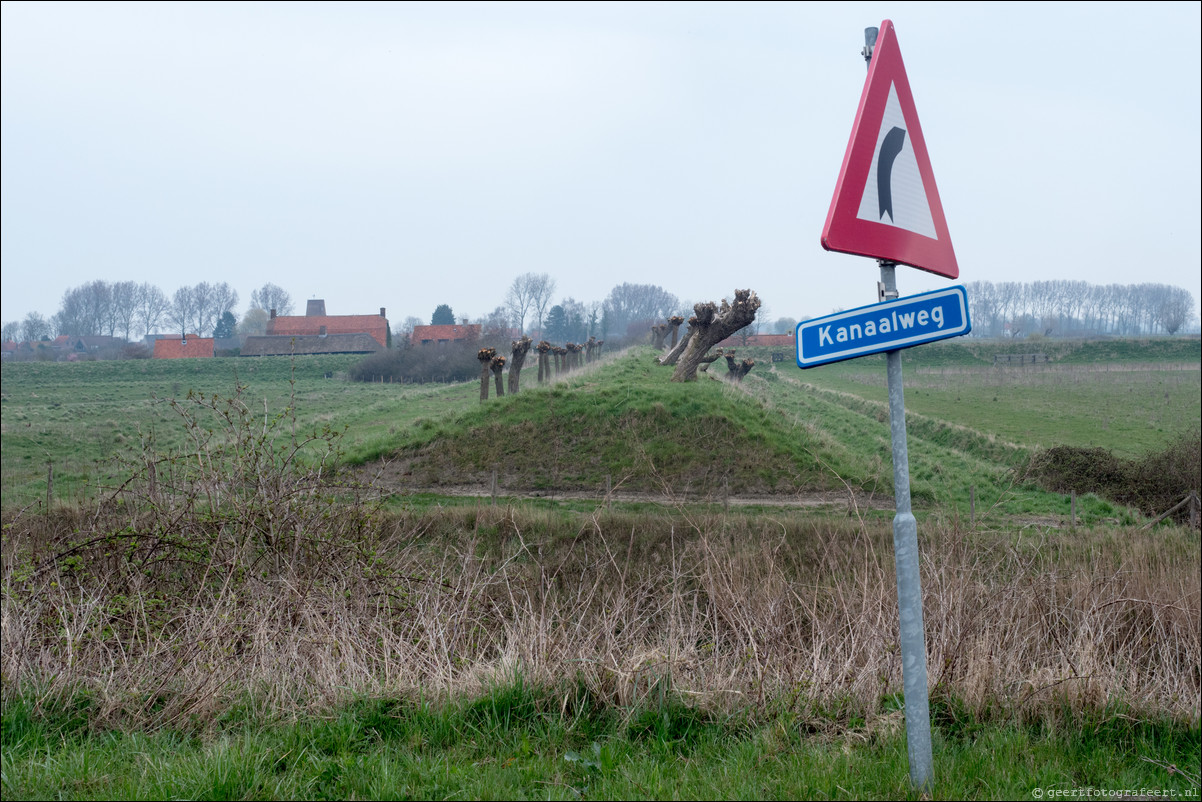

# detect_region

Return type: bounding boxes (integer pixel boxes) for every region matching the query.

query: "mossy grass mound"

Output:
[378,349,857,496]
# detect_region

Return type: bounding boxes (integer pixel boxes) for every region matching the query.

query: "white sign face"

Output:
[855,83,937,240]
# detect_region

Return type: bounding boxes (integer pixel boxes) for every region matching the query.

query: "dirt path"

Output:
[364,474,891,511]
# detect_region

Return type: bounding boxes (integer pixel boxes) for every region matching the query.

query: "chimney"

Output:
[270,309,277,319]
[380,307,386,318]
[306,299,326,317]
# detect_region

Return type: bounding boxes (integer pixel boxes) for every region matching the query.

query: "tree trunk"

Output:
[671,290,761,382]
[667,316,684,348]
[508,336,532,394]
[724,353,755,381]
[658,318,696,366]
[536,341,550,383]
[651,324,669,349]
[477,348,496,401]
[491,355,506,397]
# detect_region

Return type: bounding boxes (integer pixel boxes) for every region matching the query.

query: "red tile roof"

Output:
[267,314,389,348]
[153,336,214,359]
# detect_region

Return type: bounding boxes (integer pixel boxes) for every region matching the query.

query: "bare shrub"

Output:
[1028,429,1201,522]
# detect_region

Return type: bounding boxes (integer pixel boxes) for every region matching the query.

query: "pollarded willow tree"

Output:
[536,341,552,384]
[671,289,761,382]
[724,352,755,382]
[508,336,532,395]
[666,315,685,348]
[490,355,507,397]
[477,348,496,402]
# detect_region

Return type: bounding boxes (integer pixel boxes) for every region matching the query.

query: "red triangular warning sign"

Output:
[821,19,958,279]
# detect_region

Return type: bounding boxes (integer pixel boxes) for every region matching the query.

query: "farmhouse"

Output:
[262,300,390,353]
[411,324,481,346]
[153,335,214,359]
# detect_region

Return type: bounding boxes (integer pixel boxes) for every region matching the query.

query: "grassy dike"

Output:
[2,343,1200,799]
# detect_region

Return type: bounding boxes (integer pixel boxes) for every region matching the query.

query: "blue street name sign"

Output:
[796,285,971,368]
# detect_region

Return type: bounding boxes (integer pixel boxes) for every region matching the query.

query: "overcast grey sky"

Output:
[3,1,1199,330]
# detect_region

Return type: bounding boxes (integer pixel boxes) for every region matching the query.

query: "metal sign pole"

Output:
[879,260,934,790]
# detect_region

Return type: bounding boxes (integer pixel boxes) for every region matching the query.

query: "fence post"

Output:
[1071,490,1077,527]
[46,461,53,509]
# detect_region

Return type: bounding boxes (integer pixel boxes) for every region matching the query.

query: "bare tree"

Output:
[396,315,424,345]
[249,283,294,316]
[602,283,679,341]
[504,275,537,334]
[55,281,113,337]
[2,321,19,342]
[528,273,556,335]
[110,281,139,340]
[671,290,761,382]
[480,306,512,338]
[21,311,51,343]
[201,282,239,337]
[135,283,170,338]
[772,316,798,335]
[1157,286,1196,335]
[168,286,196,335]
[238,308,270,337]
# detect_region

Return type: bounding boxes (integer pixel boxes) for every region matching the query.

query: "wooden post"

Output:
[46,461,53,509]
[1071,490,1076,527]
[491,468,498,506]
[970,486,975,529]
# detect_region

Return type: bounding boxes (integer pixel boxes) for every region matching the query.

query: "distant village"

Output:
[2,295,795,364]
[2,300,394,362]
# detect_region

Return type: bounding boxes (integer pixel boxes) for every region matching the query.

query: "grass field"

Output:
[2,338,1199,799]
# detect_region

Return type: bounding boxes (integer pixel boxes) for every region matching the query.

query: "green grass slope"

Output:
[369,349,863,497]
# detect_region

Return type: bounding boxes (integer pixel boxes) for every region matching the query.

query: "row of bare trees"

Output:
[3,281,295,343]
[477,335,607,401]
[966,280,1197,338]
[469,279,683,346]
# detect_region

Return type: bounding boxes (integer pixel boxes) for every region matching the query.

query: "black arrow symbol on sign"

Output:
[877,126,906,223]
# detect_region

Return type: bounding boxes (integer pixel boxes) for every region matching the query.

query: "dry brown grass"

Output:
[3,502,1197,730]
